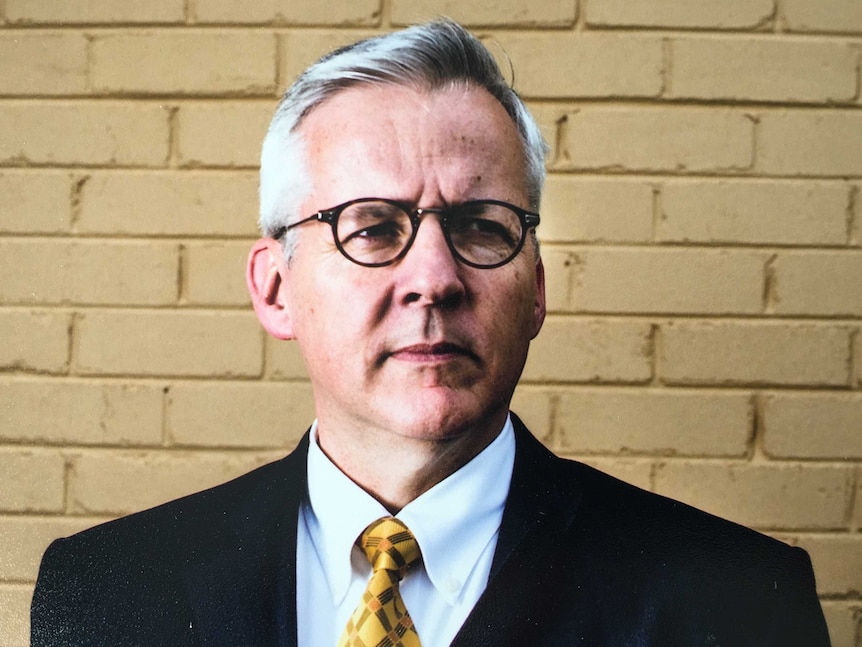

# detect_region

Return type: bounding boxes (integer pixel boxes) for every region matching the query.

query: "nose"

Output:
[395,214,466,307]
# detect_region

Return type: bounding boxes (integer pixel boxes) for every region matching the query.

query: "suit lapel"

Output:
[452,417,584,646]
[184,435,310,647]
[177,421,583,646]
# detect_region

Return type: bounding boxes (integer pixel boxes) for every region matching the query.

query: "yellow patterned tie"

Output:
[338,517,423,647]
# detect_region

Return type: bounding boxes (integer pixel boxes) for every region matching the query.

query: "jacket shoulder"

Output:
[31,447,306,646]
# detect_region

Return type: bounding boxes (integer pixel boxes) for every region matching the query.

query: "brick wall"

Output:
[1,1,860,645]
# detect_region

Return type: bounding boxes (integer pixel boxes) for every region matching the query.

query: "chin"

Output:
[382,391,504,443]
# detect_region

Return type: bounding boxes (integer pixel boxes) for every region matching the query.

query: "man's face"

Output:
[273,83,545,451]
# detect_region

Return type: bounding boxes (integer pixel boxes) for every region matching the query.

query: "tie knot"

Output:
[359,517,422,579]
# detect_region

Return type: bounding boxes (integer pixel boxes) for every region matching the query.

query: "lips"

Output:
[386,341,478,363]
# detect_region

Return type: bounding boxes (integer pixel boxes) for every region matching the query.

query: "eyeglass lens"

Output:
[335,200,525,267]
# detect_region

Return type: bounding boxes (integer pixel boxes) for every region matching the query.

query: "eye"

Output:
[347,219,405,241]
[337,201,410,247]
[449,205,518,248]
[464,217,509,236]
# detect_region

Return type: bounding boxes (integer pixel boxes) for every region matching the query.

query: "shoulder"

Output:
[506,426,829,644]
[31,447,307,645]
[557,449,803,565]
[54,450,303,554]
[511,421,815,589]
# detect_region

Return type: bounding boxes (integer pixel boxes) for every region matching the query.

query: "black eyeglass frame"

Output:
[272,197,541,269]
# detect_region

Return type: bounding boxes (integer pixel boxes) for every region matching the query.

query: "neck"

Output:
[314,414,506,512]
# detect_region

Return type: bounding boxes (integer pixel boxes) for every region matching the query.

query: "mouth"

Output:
[386,341,478,364]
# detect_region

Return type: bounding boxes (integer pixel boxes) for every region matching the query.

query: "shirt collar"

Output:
[305,416,515,606]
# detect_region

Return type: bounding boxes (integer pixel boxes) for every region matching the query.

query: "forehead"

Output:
[295,83,528,207]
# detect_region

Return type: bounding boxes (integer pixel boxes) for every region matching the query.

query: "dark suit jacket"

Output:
[32,417,830,646]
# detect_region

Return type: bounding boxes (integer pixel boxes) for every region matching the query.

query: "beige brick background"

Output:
[1,1,860,644]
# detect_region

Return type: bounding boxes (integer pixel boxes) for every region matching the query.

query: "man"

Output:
[32,19,829,646]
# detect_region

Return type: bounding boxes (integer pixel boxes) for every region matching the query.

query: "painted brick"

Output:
[167,382,313,448]
[280,30,378,87]
[857,335,862,389]
[265,338,310,380]
[577,457,653,491]
[176,102,272,167]
[193,0,381,25]
[522,318,652,383]
[0,583,31,647]
[68,450,282,515]
[509,386,554,442]
[771,252,862,316]
[0,5,859,618]
[556,388,752,456]
[658,180,850,246]
[820,602,862,647]
[782,0,862,34]
[0,171,72,233]
[0,32,87,95]
[661,322,852,387]
[0,450,65,513]
[0,517,109,581]
[792,535,862,596]
[6,0,185,24]
[541,176,653,243]
[763,393,862,460]
[392,0,576,26]
[855,183,861,246]
[75,310,263,377]
[757,111,862,176]
[522,102,565,167]
[558,108,753,173]
[671,37,857,103]
[540,248,576,313]
[0,240,178,306]
[78,171,259,236]
[856,467,862,531]
[568,248,766,315]
[184,241,252,306]
[490,33,661,98]
[653,462,854,530]
[0,378,163,446]
[90,32,276,95]
[586,0,774,29]
[0,310,70,374]
[0,103,169,167]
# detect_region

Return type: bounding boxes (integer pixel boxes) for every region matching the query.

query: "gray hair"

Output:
[258,18,547,257]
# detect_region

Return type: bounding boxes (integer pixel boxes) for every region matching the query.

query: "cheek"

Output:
[299,277,378,352]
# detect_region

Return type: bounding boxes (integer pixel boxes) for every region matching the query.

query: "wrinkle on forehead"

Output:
[297,82,528,210]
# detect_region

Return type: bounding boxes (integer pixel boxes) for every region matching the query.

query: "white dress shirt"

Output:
[296,416,516,647]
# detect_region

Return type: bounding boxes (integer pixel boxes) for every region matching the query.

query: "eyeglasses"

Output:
[273,197,540,269]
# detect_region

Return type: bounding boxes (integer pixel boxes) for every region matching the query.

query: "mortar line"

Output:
[161,385,171,447]
[574,0,586,31]
[750,392,766,462]
[166,105,180,168]
[650,182,662,241]
[378,0,391,28]
[66,311,78,377]
[176,243,187,304]
[661,37,672,98]
[273,27,283,92]
[649,322,661,386]
[762,253,778,315]
[69,174,87,230]
[849,327,859,389]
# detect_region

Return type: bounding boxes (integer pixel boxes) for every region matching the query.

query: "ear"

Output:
[247,238,296,340]
[531,257,546,339]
